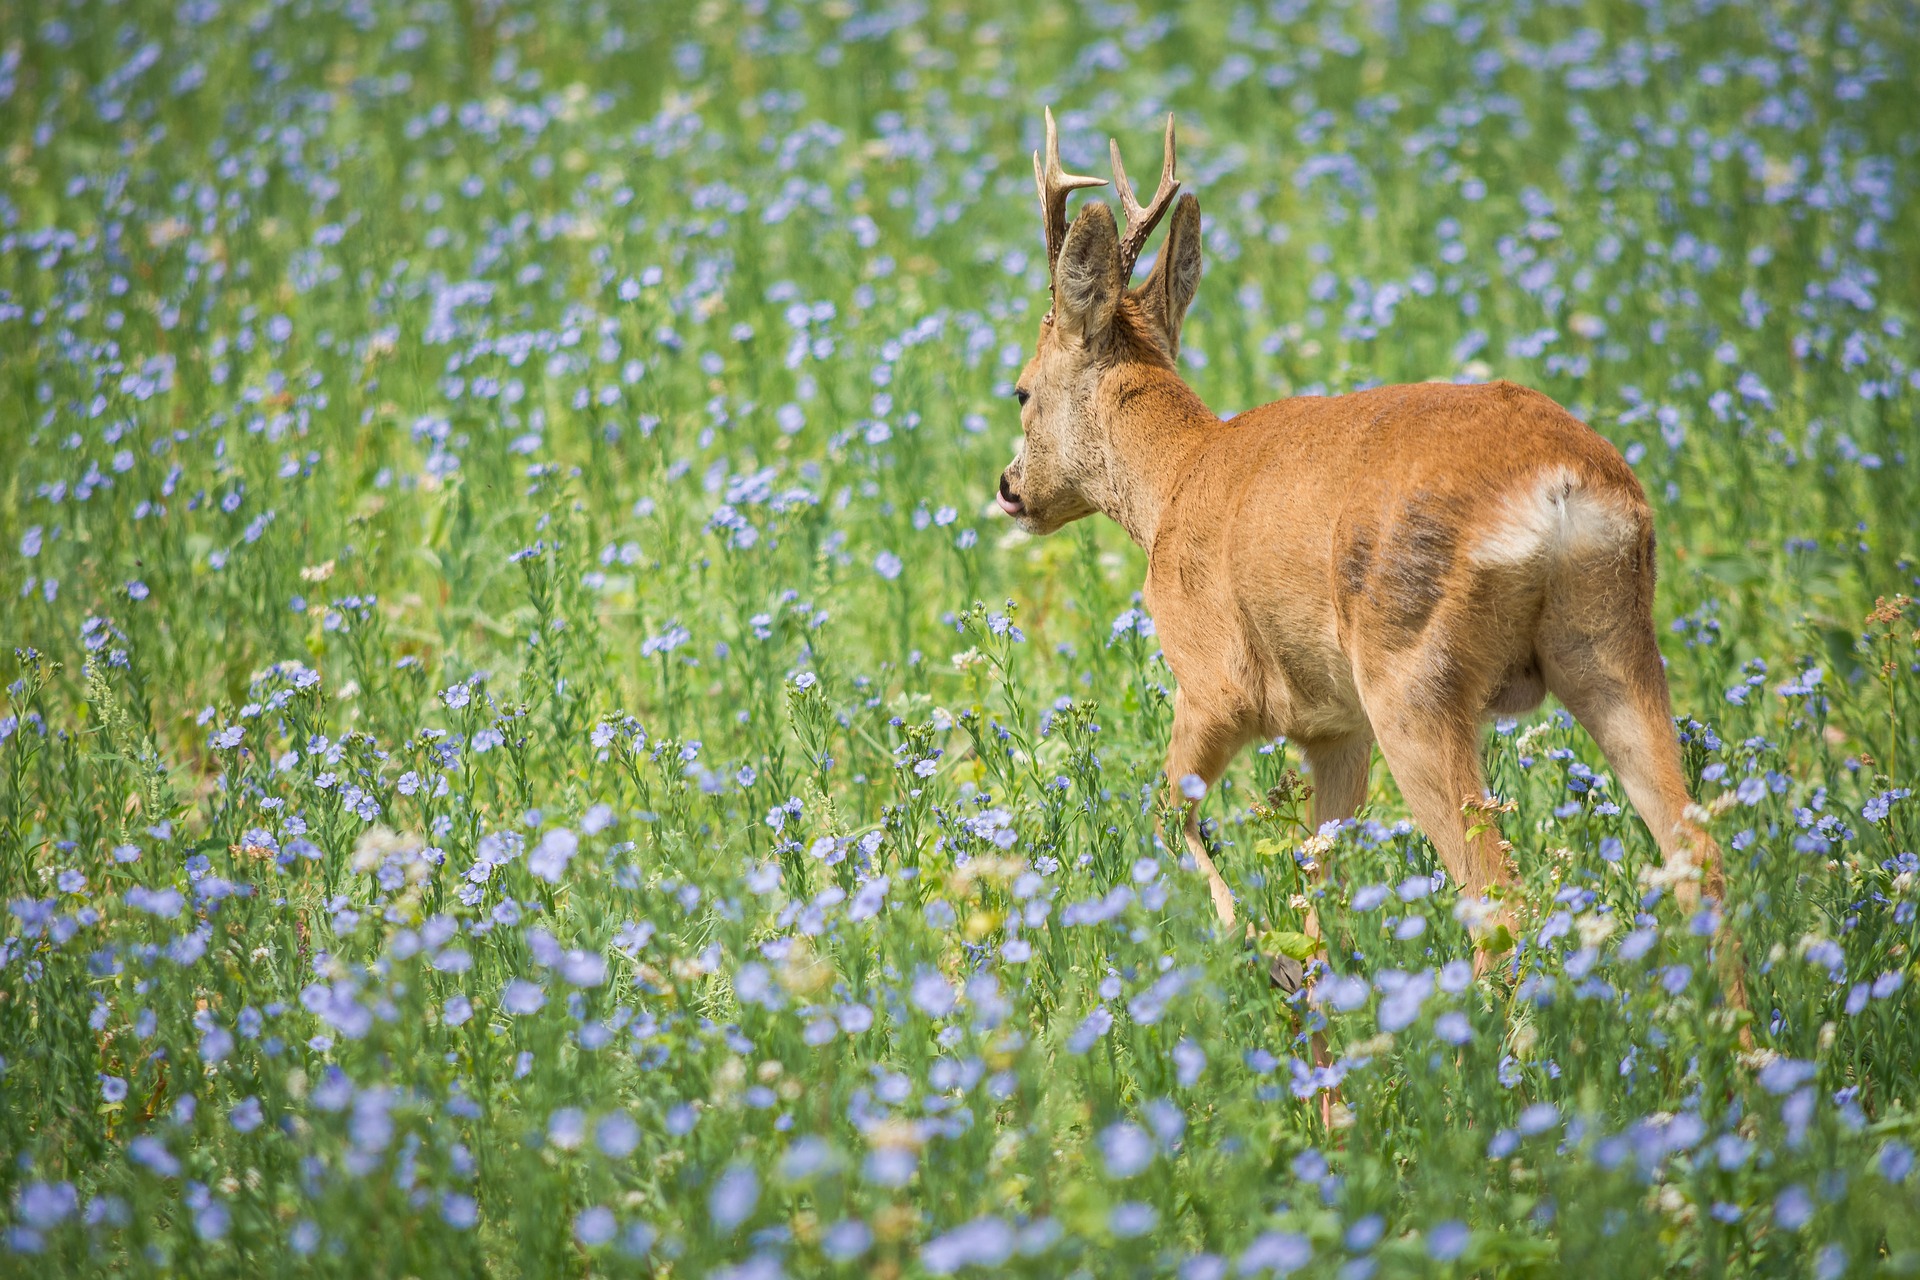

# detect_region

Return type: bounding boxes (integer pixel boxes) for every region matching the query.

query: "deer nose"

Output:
[996,470,1025,517]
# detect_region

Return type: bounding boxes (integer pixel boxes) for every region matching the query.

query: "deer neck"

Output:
[1089,363,1215,549]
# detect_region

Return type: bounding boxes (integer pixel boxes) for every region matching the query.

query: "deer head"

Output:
[997,110,1207,535]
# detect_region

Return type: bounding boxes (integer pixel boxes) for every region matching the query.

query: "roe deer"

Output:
[998,109,1736,987]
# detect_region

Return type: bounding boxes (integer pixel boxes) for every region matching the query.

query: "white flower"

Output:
[1575,912,1618,948]
[1452,896,1500,930]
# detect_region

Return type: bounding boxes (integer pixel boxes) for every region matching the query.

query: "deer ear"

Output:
[1133,193,1203,359]
[1053,201,1122,343]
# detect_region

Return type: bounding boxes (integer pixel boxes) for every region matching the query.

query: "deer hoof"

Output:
[1267,953,1307,995]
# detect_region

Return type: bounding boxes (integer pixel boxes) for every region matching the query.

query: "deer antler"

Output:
[1111,114,1180,284]
[1033,106,1107,315]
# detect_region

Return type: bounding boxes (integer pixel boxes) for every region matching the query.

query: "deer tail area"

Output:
[1467,465,1641,578]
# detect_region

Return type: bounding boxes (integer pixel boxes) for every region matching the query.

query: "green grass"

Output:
[1,0,1917,1274]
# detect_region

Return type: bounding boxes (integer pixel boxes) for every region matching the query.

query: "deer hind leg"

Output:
[1536,574,1720,908]
[1264,737,1372,994]
[1296,736,1373,947]
[1269,736,1370,1117]
[1538,559,1750,1028]
[1358,656,1517,965]
[1307,736,1373,827]
[1164,689,1254,931]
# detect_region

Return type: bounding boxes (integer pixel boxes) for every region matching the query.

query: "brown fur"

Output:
[1001,191,1733,980]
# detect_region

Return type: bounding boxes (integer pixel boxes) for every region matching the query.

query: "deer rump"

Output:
[1143,380,1653,743]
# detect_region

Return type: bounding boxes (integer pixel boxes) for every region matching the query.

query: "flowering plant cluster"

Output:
[2,0,1918,1275]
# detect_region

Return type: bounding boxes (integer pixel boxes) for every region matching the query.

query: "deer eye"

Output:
[1014,388,1031,407]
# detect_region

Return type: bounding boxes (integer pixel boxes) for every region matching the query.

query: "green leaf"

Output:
[1477,923,1515,954]
[1264,930,1320,961]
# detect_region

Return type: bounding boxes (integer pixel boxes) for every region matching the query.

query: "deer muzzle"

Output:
[996,470,1026,517]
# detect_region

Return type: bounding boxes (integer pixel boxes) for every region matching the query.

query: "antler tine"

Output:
[1111,114,1181,283]
[1033,106,1107,300]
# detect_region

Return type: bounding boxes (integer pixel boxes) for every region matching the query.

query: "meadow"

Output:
[2,0,1918,1274]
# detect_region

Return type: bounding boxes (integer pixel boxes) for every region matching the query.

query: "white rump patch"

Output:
[1470,466,1631,567]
